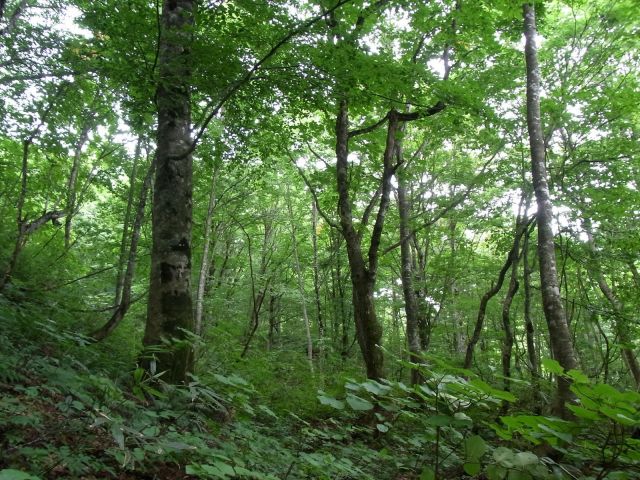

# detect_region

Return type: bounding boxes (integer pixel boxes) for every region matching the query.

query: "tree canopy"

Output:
[0,0,639,478]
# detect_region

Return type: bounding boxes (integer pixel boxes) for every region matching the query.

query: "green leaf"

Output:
[507,470,532,480]
[376,423,389,432]
[541,359,564,375]
[465,435,488,461]
[513,451,538,467]
[0,470,40,480]
[566,369,589,384]
[258,404,278,419]
[493,447,514,467]
[486,464,507,480]
[362,380,390,395]
[111,424,125,449]
[425,415,453,427]
[566,404,600,421]
[537,424,572,442]
[463,462,481,475]
[345,394,374,411]
[318,394,345,410]
[420,467,435,480]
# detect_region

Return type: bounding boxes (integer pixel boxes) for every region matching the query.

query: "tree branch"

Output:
[172,0,356,160]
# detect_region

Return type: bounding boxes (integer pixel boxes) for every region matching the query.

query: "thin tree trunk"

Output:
[397,163,423,385]
[584,218,640,388]
[91,159,155,341]
[114,138,142,307]
[286,186,314,371]
[312,200,324,351]
[195,163,220,336]
[143,0,195,384]
[463,224,524,369]
[64,118,93,249]
[523,2,577,417]
[501,247,520,411]
[523,222,539,378]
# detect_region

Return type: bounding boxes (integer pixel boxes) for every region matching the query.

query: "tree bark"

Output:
[522,222,539,379]
[463,223,525,370]
[143,0,195,384]
[312,200,324,351]
[397,161,423,385]
[523,2,577,416]
[64,117,93,249]
[286,186,314,372]
[114,138,142,307]
[194,162,220,336]
[91,159,154,341]
[501,246,520,402]
[583,218,640,388]
[335,99,394,380]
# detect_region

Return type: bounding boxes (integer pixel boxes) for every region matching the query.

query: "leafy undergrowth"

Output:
[1,296,639,479]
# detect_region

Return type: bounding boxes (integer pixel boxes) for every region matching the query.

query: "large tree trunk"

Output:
[335,99,399,380]
[143,0,195,384]
[523,2,577,416]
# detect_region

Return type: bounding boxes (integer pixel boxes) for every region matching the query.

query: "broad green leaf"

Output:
[362,380,391,395]
[566,369,589,384]
[376,423,389,432]
[420,467,435,480]
[599,406,637,426]
[537,424,572,443]
[111,424,125,449]
[493,447,514,467]
[507,470,531,480]
[0,470,40,480]
[486,464,507,480]
[566,404,600,421]
[425,415,453,427]
[345,394,374,411]
[465,435,488,461]
[463,462,481,476]
[541,359,564,375]
[513,451,538,467]
[318,394,345,410]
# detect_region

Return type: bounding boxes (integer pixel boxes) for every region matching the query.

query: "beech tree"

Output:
[143,0,196,383]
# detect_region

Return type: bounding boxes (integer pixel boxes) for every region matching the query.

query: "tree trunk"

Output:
[522,222,538,378]
[463,223,524,369]
[64,118,93,249]
[501,248,520,409]
[91,159,155,341]
[397,163,423,385]
[335,99,396,380]
[286,186,314,371]
[583,218,640,388]
[523,2,577,416]
[312,200,324,351]
[194,162,220,336]
[114,138,142,307]
[143,0,195,384]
